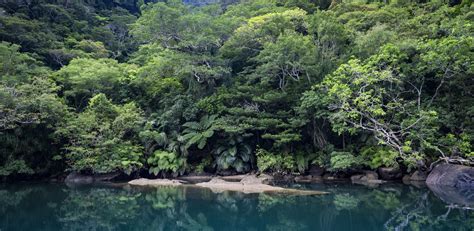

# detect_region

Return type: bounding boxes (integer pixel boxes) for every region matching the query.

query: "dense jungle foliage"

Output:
[0,0,472,179]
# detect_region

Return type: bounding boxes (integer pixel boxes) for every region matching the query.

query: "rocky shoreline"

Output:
[62,163,473,191]
[124,163,473,196]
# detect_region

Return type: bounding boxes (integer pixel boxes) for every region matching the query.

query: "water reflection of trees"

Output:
[0,188,33,213]
[291,184,474,231]
[57,187,142,231]
[56,186,215,231]
[0,183,473,231]
[0,184,66,230]
[383,190,474,231]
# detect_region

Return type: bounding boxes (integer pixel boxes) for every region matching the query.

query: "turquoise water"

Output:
[0,182,472,231]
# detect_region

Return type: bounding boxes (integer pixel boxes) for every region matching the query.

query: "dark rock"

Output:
[322,173,350,182]
[94,172,122,182]
[65,172,93,184]
[351,171,383,186]
[402,175,411,184]
[377,167,402,180]
[272,174,295,183]
[217,170,236,176]
[312,176,323,183]
[426,163,474,188]
[308,165,325,176]
[323,173,335,180]
[64,172,121,184]
[363,170,378,180]
[350,174,365,182]
[410,171,428,181]
[184,172,214,177]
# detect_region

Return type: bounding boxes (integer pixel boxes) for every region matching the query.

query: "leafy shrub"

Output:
[180,115,218,149]
[295,152,317,173]
[439,133,474,158]
[214,136,252,173]
[147,150,187,177]
[194,156,213,174]
[214,146,249,172]
[360,146,398,169]
[256,148,279,173]
[329,151,361,172]
[57,94,145,174]
[0,159,34,176]
[311,145,335,169]
[280,155,296,172]
[256,148,295,173]
[113,143,144,175]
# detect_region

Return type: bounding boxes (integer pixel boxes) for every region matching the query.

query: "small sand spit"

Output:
[128,178,184,186]
[196,177,327,195]
[128,175,327,195]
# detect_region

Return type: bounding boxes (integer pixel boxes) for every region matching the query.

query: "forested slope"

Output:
[0,0,472,179]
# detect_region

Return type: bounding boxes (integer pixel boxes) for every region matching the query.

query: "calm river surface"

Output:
[0,182,472,231]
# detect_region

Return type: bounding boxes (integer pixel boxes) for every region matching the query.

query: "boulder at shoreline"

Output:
[426,163,473,188]
[65,172,122,184]
[377,167,402,180]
